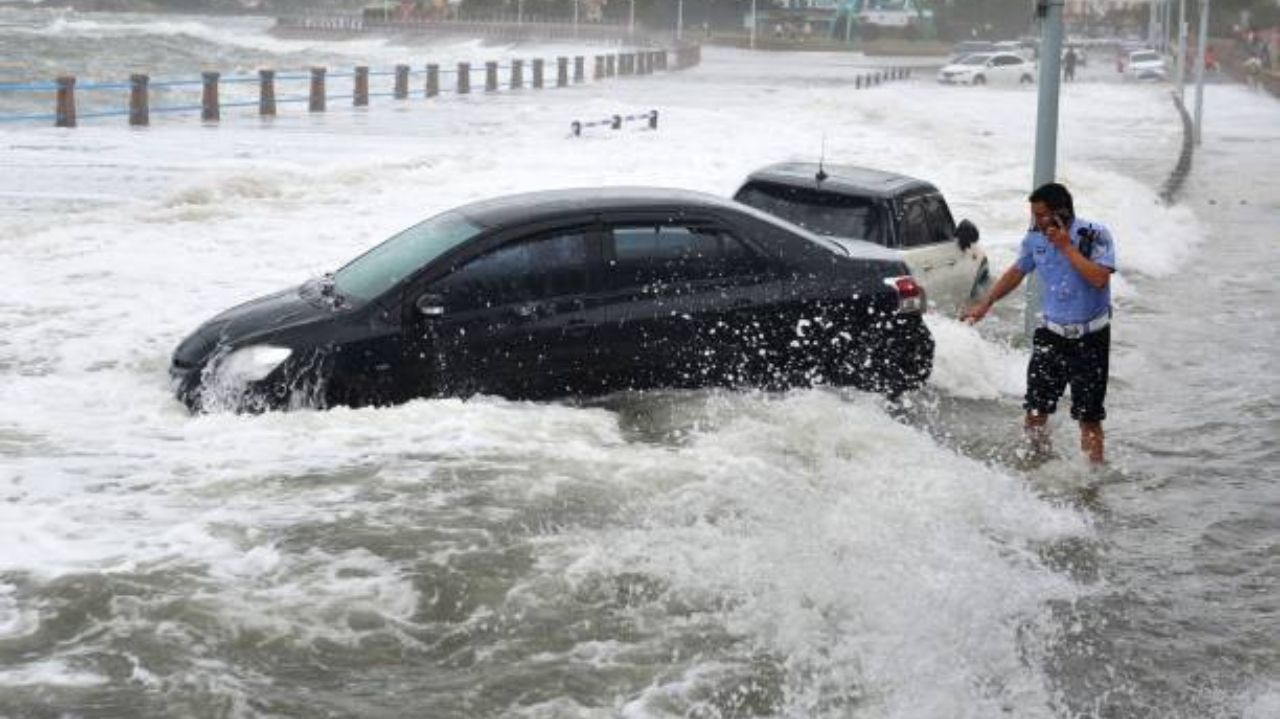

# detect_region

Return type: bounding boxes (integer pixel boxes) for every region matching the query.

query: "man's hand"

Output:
[961,299,991,325]
[1046,221,1072,251]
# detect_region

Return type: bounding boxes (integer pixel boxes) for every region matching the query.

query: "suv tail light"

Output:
[884,275,926,314]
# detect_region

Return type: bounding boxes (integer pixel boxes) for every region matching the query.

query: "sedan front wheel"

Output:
[972,75,986,85]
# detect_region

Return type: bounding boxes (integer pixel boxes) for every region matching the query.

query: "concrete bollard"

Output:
[594,55,604,80]
[53,75,78,128]
[511,59,523,89]
[557,57,568,87]
[533,59,544,89]
[259,69,276,116]
[354,66,369,106]
[574,56,584,83]
[426,64,439,97]
[657,50,668,71]
[457,62,470,94]
[201,71,220,122]
[394,64,409,99]
[310,67,326,112]
[129,74,149,127]
[55,75,76,128]
[606,55,615,77]
[485,61,498,92]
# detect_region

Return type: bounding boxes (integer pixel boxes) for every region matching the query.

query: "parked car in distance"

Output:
[1125,49,1166,80]
[171,188,935,412]
[993,40,1036,61]
[949,40,997,62]
[733,163,990,315]
[937,51,1037,85]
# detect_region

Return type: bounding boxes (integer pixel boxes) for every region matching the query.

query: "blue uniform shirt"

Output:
[1015,215,1116,324]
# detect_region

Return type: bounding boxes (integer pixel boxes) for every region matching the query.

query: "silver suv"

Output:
[734,162,990,314]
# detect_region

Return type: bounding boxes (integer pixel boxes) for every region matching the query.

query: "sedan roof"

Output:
[741,162,937,200]
[455,186,760,229]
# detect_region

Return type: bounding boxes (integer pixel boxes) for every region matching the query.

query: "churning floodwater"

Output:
[1,8,1278,719]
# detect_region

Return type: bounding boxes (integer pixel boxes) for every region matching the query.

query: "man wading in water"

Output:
[963,183,1117,464]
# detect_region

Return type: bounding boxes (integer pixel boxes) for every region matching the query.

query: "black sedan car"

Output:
[171,188,934,412]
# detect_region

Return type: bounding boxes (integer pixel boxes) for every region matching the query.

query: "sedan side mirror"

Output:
[955,219,979,251]
[415,292,446,318]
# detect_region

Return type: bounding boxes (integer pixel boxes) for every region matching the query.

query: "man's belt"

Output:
[1041,313,1111,339]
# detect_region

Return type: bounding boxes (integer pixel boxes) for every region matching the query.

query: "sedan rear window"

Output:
[334,210,484,301]
[735,182,889,246]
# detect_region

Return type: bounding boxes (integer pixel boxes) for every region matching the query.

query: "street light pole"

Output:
[1193,0,1209,145]
[1027,0,1066,337]
[1175,0,1188,98]
[677,0,684,40]
[750,0,757,50]
[629,0,635,37]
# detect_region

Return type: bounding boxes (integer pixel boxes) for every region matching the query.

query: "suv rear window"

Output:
[734,182,889,246]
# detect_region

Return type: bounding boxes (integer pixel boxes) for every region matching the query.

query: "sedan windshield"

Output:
[333,210,485,301]
[960,54,991,66]
[735,182,888,245]
[1131,52,1159,63]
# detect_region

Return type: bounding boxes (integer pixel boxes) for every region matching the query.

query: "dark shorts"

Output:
[1024,326,1110,423]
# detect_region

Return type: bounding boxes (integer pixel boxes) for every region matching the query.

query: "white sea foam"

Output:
[0,659,107,687]
[1,33,1275,717]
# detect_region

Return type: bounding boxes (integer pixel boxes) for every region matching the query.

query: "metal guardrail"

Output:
[0,45,701,128]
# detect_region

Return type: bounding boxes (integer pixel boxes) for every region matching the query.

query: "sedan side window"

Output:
[606,224,763,289]
[923,194,956,243]
[899,199,932,248]
[431,230,588,311]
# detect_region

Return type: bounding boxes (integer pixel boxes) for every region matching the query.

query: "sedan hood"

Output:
[173,285,332,367]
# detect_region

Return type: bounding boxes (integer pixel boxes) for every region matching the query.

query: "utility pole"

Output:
[1175,0,1188,98]
[1027,0,1066,337]
[1193,0,1209,144]
[629,0,635,37]
[678,0,684,40]
[1152,0,1162,45]
[750,0,757,50]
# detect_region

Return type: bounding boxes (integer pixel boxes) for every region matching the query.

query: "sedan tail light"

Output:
[884,275,926,314]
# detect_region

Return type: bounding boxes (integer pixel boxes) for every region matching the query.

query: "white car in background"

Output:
[1125,50,1166,80]
[937,52,1036,85]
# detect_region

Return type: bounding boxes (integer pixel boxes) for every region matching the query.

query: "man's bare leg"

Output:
[1024,412,1052,458]
[1080,421,1105,465]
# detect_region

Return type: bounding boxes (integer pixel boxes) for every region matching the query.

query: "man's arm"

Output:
[962,264,1026,324]
[1048,225,1112,289]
